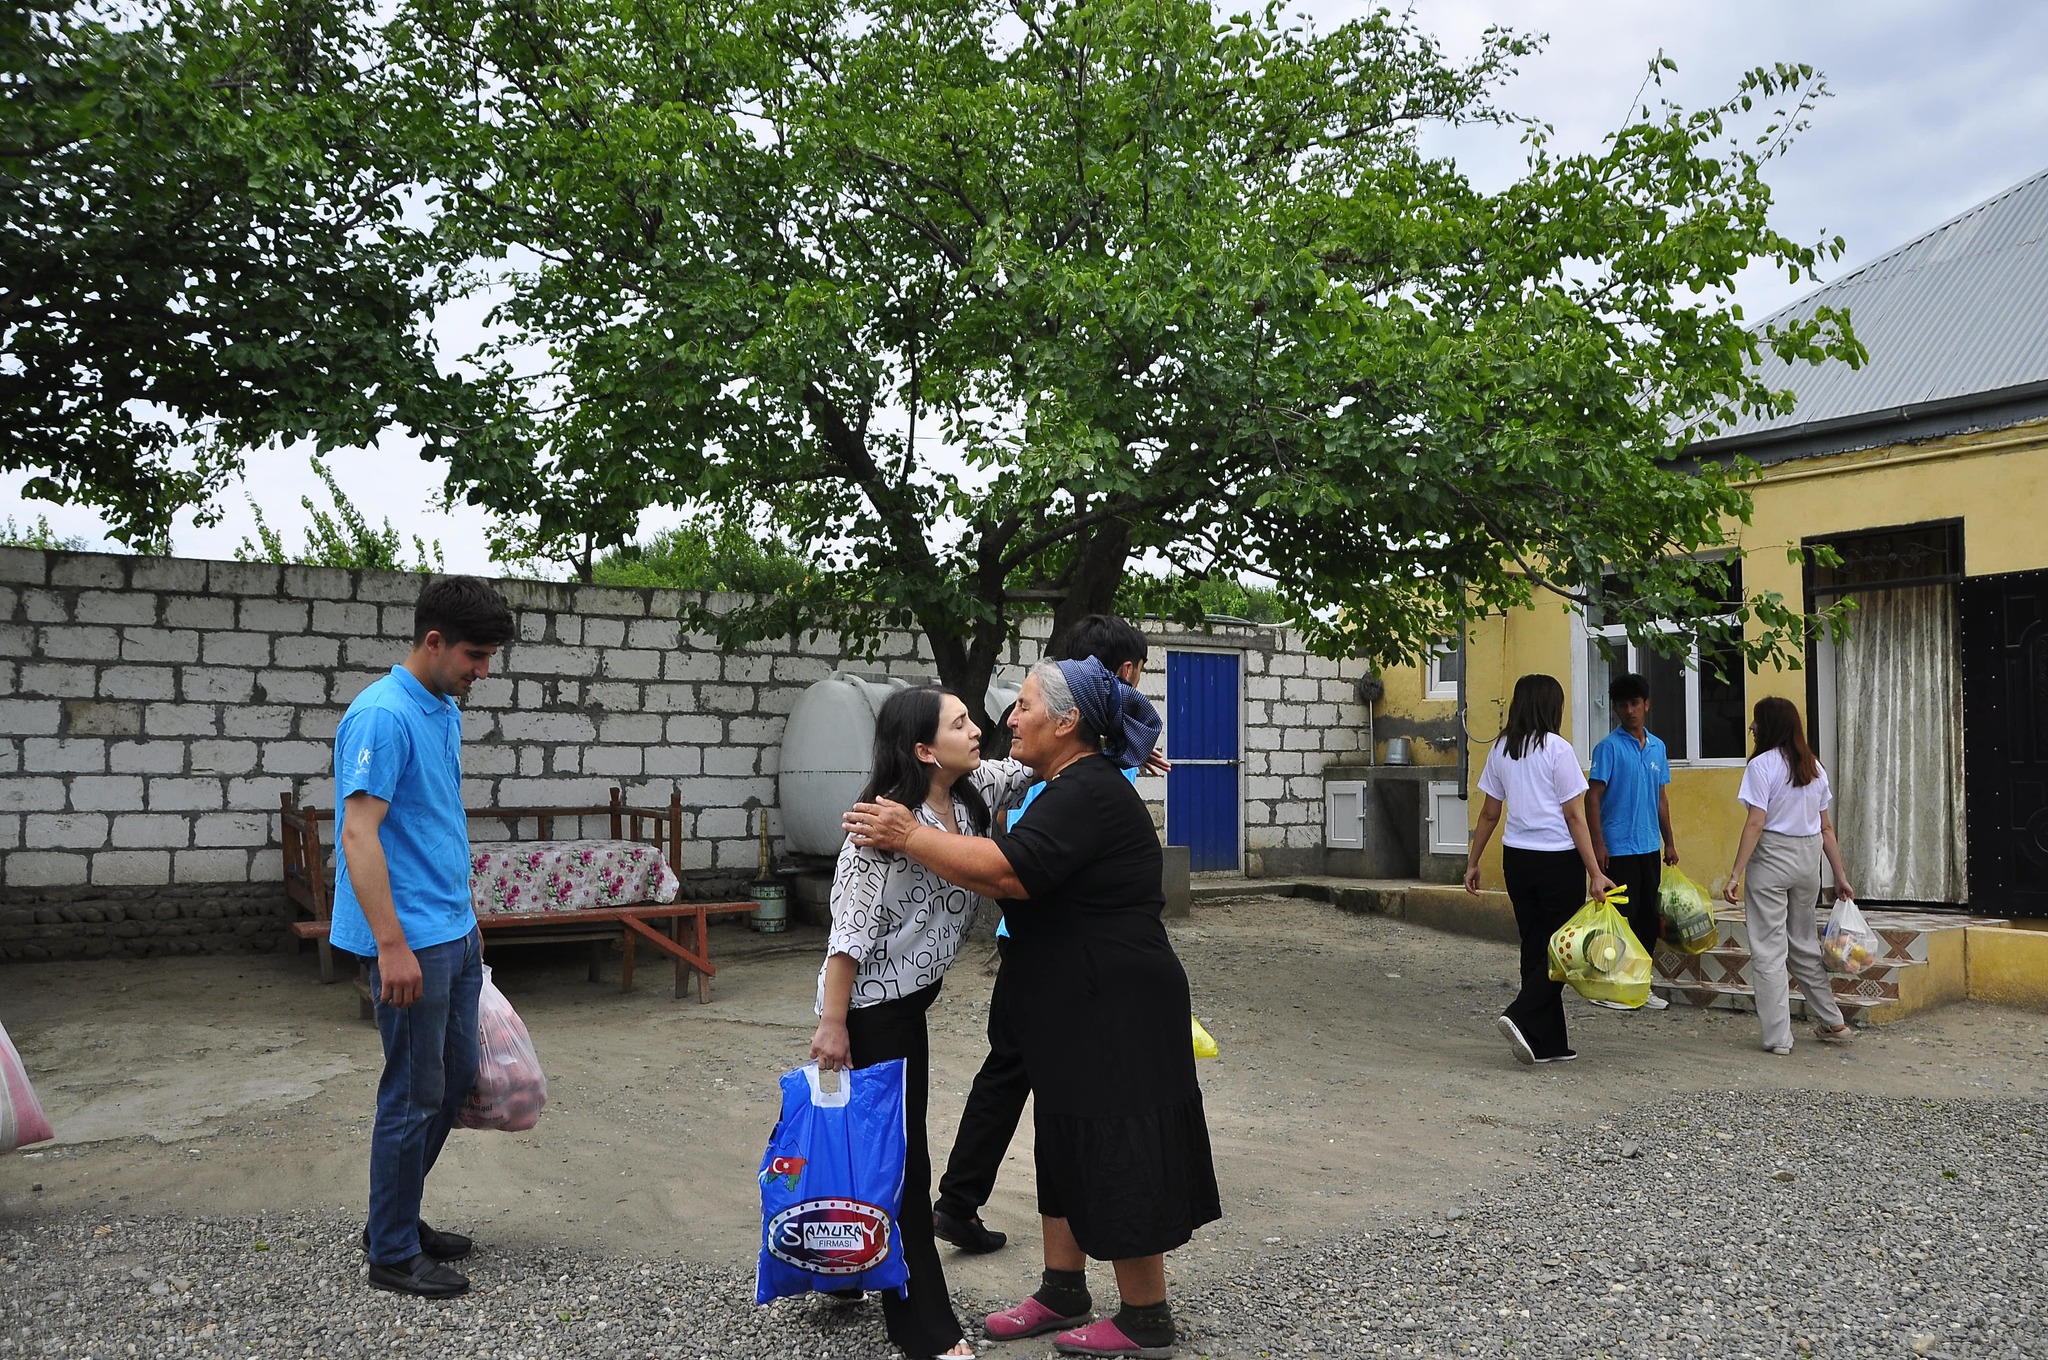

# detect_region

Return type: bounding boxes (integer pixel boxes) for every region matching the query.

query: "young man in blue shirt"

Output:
[1586,671,1679,1010]
[331,576,514,1297]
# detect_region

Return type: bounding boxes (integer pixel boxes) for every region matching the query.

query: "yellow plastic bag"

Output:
[1658,865,1719,954]
[1547,890,1653,1009]
[1191,1016,1219,1059]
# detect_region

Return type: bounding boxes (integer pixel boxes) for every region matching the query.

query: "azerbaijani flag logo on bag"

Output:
[764,1198,894,1274]
[759,1155,807,1190]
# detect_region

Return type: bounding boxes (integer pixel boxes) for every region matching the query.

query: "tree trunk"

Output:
[915,515,1135,757]
[1045,516,1135,660]
[924,608,1015,756]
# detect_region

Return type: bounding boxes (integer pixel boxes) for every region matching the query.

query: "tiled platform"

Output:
[1654,907,2011,1023]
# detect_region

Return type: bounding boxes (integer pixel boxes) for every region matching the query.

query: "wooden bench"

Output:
[280,788,756,1004]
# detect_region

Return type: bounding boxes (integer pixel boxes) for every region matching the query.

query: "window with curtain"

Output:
[1811,525,1966,903]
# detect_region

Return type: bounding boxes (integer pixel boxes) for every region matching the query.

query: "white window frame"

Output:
[1424,638,1462,702]
[1574,615,1746,771]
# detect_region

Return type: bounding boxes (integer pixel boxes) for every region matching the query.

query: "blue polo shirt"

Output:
[1588,726,1671,858]
[996,766,1142,939]
[329,665,475,957]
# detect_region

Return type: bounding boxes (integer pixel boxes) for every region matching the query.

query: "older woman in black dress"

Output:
[846,657,1217,1360]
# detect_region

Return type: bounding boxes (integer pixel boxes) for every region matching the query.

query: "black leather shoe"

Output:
[933,1209,1007,1254]
[360,1220,474,1263]
[368,1252,469,1298]
[417,1220,473,1261]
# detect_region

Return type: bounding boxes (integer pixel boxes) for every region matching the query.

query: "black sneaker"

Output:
[933,1209,1007,1254]
[368,1252,469,1299]
[1534,1049,1579,1064]
[361,1220,473,1262]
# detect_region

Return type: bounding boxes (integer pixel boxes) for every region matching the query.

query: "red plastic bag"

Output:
[1,1020,55,1152]
[459,966,547,1132]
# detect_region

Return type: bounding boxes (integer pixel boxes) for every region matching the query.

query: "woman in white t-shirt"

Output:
[1464,674,1616,1065]
[1722,696,1857,1055]
[808,686,1032,1359]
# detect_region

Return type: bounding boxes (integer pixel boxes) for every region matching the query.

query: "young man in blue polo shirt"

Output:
[331,575,514,1298]
[1586,671,1678,1011]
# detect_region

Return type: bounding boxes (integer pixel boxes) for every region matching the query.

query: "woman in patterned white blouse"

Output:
[809,686,1032,1360]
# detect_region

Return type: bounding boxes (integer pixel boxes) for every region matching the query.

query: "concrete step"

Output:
[1651,971,1898,1022]
[1651,907,1980,1025]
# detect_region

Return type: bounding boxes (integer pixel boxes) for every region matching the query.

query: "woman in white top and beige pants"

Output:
[1724,696,1857,1055]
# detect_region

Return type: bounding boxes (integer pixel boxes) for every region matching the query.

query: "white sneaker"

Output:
[1495,1015,1536,1066]
[1643,993,1670,1011]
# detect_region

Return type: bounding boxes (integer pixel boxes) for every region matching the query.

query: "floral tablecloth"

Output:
[469,840,681,917]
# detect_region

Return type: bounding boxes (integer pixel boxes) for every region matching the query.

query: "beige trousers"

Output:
[1742,830,1847,1049]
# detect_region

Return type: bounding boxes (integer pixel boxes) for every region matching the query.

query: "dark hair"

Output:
[414,575,515,648]
[1750,696,1819,787]
[1055,614,1147,673]
[857,687,990,836]
[1500,673,1565,760]
[1609,672,1651,705]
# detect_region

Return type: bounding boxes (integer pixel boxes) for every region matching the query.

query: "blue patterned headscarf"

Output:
[1049,656,1162,770]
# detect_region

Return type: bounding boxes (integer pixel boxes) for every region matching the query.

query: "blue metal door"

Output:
[1166,652,1241,871]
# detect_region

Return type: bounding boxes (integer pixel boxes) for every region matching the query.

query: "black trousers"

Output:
[845,983,962,1358]
[1502,846,1586,1060]
[1608,850,1664,955]
[935,939,1028,1223]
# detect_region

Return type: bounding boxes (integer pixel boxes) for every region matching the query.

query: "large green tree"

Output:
[0,0,469,547]
[415,0,1860,726]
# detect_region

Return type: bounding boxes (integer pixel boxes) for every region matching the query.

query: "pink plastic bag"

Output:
[458,966,547,1132]
[1,1020,55,1152]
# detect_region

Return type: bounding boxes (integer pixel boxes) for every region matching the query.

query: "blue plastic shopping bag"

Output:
[755,1059,910,1303]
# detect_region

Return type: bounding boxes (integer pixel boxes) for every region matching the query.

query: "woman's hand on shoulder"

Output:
[810,1017,850,1070]
[844,798,918,853]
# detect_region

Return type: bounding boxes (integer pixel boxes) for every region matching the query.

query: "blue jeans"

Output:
[366,928,482,1264]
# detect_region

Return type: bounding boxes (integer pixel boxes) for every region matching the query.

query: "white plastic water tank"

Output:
[778,673,909,855]
[777,670,1025,855]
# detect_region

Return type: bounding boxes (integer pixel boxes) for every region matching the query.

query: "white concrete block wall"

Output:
[2,547,1365,956]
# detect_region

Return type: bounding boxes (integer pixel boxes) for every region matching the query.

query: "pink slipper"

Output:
[1053,1318,1175,1358]
[983,1296,1092,1340]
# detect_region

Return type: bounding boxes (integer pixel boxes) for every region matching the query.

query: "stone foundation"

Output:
[0,883,291,960]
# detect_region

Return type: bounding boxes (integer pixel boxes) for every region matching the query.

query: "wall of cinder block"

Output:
[0,546,1371,960]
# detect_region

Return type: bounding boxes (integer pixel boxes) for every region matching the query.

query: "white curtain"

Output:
[1832,584,1967,902]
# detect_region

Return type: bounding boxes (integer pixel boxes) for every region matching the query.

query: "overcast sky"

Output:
[9,0,2045,572]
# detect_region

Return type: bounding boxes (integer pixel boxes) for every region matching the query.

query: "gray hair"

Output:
[1029,660,1094,741]
[1030,660,1077,723]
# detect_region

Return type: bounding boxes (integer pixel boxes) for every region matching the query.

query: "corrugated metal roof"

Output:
[1701,166,2048,453]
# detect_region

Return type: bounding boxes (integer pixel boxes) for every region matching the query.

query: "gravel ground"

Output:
[4,1089,2043,1360]
[1204,1089,2048,1360]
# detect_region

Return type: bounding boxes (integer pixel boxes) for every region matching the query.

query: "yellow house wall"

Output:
[1370,647,1460,768]
[1445,420,2048,895]
[1454,602,1748,892]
